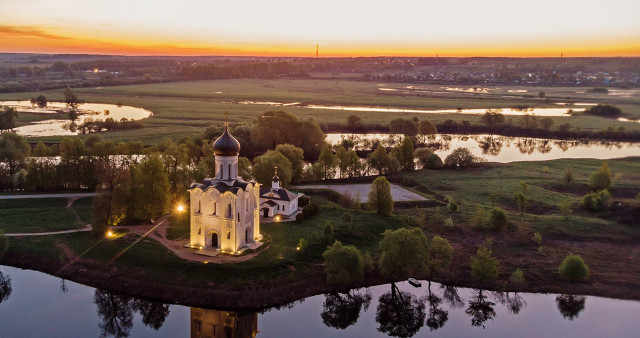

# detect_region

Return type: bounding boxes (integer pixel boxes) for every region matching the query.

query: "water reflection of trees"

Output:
[375,286,426,337]
[465,289,496,328]
[321,290,372,329]
[477,136,505,156]
[441,285,465,309]
[94,289,170,338]
[556,294,586,320]
[425,282,448,331]
[0,271,12,304]
[492,291,527,315]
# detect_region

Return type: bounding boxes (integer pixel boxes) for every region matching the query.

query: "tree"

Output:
[35,95,48,108]
[481,109,505,127]
[444,147,477,169]
[376,290,426,337]
[368,176,393,215]
[323,221,334,243]
[92,162,131,236]
[252,150,292,187]
[251,111,325,160]
[0,106,19,133]
[322,241,364,286]
[392,137,414,172]
[541,117,554,131]
[514,181,529,213]
[275,144,304,184]
[335,145,349,178]
[465,289,496,328]
[94,289,133,338]
[589,162,611,191]
[131,299,170,330]
[317,145,337,179]
[367,144,391,175]
[321,291,372,329]
[428,236,453,276]
[131,154,170,222]
[555,294,586,320]
[417,120,437,143]
[558,253,589,282]
[64,87,82,109]
[389,118,417,136]
[564,166,574,183]
[538,91,546,98]
[414,148,432,169]
[378,228,428,279]
[424,153,443,169]
[237,156,252,180]
[346,115,363,129]
[488,207,508,231]
[0,133,30,176]
[0,269,11,305]
[425,282,448,331]
[470,246,500,282]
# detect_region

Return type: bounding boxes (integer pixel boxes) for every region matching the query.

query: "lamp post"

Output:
[177,204,185,225]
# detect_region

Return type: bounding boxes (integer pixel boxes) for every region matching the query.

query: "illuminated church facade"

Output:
[188,122,261,253]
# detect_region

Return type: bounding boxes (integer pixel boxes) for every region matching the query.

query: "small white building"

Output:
[259,168,302,218]
[188,123,260,253]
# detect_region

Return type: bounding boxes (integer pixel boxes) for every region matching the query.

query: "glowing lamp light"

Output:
[296,246,300,251]
[107,231,113,237]
[177,205,185,212]
[274,215,281,222]
[93,68,99,73]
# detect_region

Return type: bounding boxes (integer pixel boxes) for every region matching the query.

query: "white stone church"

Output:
[188,123,261,254]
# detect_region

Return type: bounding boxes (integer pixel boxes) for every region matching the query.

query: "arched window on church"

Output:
[228,164,232,178]
[226,204,232,218]
[196,200,201,214]
[219,164,223,179]
[237,212,240,222]
[227,232,231,239]
[212,202,217,215]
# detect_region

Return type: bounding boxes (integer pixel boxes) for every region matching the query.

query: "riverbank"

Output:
[1,157,639,310]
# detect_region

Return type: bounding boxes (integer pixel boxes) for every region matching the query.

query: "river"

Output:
[0,265,637,337]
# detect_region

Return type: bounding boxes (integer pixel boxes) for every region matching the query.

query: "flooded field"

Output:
[1,101,153,137]
[326,133,640,163]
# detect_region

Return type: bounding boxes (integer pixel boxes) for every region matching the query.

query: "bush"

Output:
[446,197,459,213]
[444,147,477,169]
[424,153,443,169]
[589,163,612,191]
[533,232,542,246]
[564,166,574,183]
[298,195,310,208]
[470,246,500,282]
[469,207,488,230]
[322,241,364,285]
[414,148,433,169]
[488,208,508,231]
[585,104,621,116]
[510,269,526,287]
[559,253,590,282]
[295,213,304,221]
[581,190,611,212]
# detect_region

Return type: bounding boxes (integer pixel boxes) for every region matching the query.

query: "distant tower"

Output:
[316,44,319,58]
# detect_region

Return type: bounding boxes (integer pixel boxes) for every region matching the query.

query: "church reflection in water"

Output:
[191,307,258,338]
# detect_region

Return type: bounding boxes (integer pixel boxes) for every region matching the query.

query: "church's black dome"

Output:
[212,126,240,156]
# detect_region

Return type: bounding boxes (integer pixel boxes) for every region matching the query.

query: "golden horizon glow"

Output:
[1,1,639,57]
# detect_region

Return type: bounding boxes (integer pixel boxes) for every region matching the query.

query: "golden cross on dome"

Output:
[224,111,229,126]
[274,166,278,173]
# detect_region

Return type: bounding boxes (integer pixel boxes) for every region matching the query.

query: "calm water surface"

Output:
[0,101,153,137]
[0,265,638,337]
[326,133,640,162]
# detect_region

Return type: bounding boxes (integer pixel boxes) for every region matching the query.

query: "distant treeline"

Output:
[177,61,310,80]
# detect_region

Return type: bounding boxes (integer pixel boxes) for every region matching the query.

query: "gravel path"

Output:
[295,183,427,203]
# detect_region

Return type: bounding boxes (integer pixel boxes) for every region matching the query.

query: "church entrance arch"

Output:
[207,230,219,249]
[245,227,252,244]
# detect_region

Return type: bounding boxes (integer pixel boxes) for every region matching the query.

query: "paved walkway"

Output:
[123,217,270,263]
[295,183,427,203]
[5,224,92,237]
[0,193,97,200]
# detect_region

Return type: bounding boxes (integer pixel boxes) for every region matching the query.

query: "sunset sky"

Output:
[1,0,639,57]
